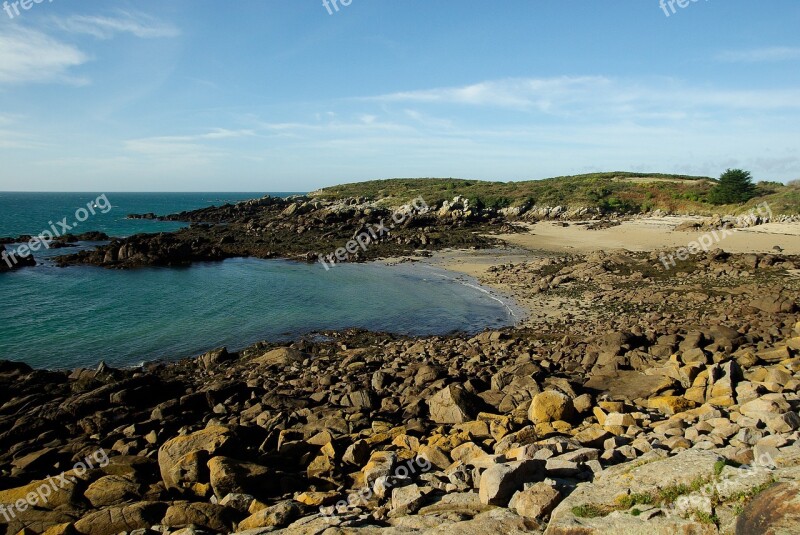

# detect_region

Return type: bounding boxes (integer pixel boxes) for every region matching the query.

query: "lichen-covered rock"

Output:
[529,391,574,424]
[158,426,235,491]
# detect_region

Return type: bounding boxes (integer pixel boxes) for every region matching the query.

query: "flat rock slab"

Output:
[584,371,671,401]
[546,450,722,533]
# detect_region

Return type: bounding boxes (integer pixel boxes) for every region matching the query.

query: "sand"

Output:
[424,216,800,279]
[380,216,800,327]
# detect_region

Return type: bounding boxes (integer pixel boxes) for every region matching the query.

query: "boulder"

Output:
[391,484,427,516]
[584,371,671,402]
[199,347,235,369]
[0,510,76,535]
[427,385,481,424]
[528,391,574,424]
[648,395,696,416]
[208,456,274,499]
[478,460,545,506]
[705,360,741,407]
[751,295,797,314]
[362,451,397,486]
[739,395,791,421]
[237,500,300,530]
[253,347,306,367]
[84,475,141,507]
[0,476,79,510]
[162,502,237,532]
[510,482,562,520]
[73,502,168,535]
[158,426,235,491]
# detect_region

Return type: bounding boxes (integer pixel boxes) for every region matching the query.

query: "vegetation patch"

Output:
[312,171,800,216]
[571,504,615,518]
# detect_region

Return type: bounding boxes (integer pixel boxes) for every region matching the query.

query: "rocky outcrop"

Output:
[0,244,35,272]
[1,249,800,534]
[58,195,506,269]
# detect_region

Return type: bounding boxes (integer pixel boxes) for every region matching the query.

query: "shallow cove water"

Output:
[0,258,518,369]
[0,193,518,369]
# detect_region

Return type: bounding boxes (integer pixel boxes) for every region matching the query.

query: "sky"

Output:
[0,0,799,192]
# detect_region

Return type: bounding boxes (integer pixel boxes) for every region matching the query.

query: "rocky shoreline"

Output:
[2,246,800,534]
[54,196,520,270]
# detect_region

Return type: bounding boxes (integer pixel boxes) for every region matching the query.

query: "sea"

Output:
[0,193,518,369]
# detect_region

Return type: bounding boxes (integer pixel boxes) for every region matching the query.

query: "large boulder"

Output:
[238,500,300,530]
[528,391,574,424]
[0,476,80,511]
[162,501,238,532]
[427,385,482,424]
[751,295,797,314]
[478,460,545,506]
[510,481,562,520]
[73,502,168,535]
[158,426,235,492]
[253,347,306,367]
[84,475,141,507]
[208,456,275,499]
[199,347,235,369]
[584,371,671,402]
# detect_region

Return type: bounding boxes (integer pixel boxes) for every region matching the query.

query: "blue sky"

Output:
[0,0,799,192]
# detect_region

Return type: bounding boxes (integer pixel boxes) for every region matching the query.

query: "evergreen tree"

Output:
[708,169,756,204]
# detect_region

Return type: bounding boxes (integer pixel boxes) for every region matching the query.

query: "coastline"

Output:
[3,203,800,534]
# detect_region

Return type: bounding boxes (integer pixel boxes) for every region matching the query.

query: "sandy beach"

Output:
[427,216,800,280]
[414,216,800,330]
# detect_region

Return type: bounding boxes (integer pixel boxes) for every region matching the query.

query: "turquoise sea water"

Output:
[0,194,517,369]
[0,192,282,238]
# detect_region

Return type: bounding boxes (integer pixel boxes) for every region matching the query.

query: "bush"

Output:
[708,169,757,205]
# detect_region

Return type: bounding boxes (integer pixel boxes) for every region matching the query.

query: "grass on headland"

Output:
[311,173,800,216]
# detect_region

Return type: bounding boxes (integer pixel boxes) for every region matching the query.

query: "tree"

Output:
[708,169,757,205]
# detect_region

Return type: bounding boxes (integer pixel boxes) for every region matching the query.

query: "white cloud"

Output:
[374,77,610,110]
[0,26,88,85]
[197,128,255,140]
[716,47,800,63]
[54,11,180,40]
[371,76,800,114]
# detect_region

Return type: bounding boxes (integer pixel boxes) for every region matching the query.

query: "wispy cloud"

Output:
[54,11,180,40]
[373,77,610,110]
[716,46,800,63]
[371,76,800,114]
[124,129,254,156]
[0,27,89,85]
